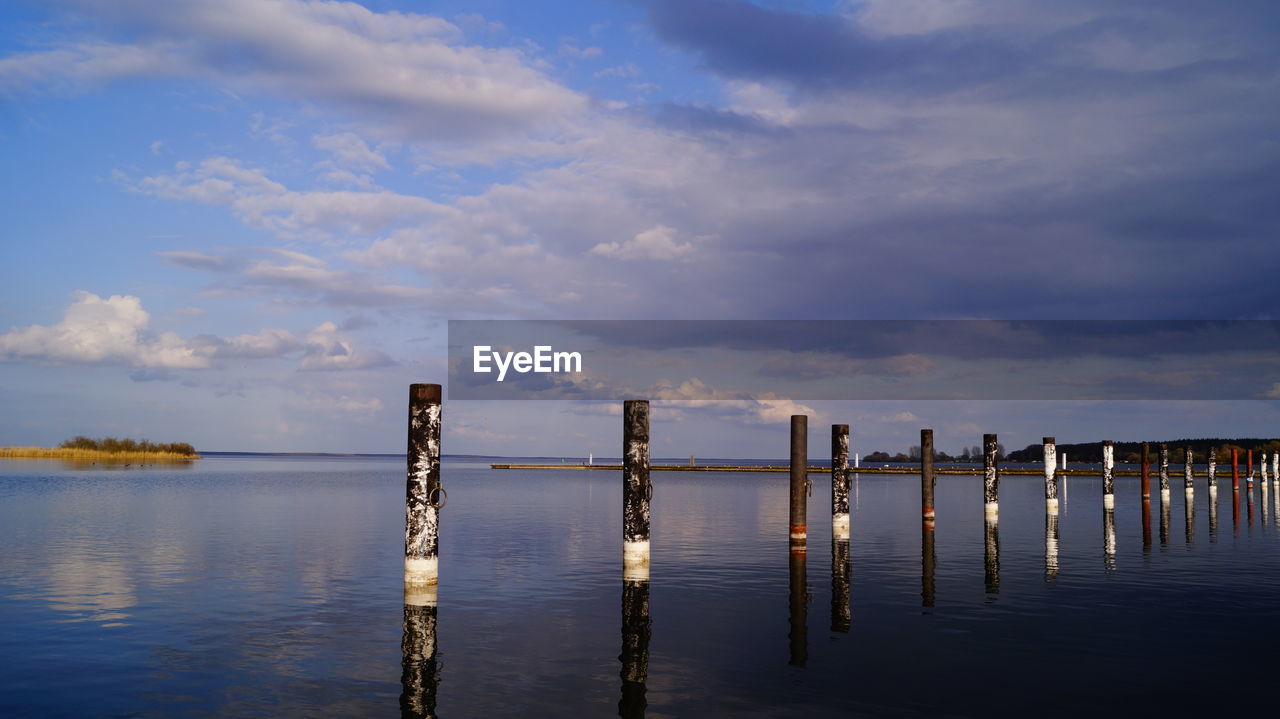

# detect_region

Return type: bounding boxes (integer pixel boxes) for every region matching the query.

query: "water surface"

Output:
[2,455,1278,717]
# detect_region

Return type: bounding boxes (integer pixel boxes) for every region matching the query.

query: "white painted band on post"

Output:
[1185,487,1194,496]
[1161,489,1171,502]
[1046,498,1059,514]
[984,502,999,519]
[1103,494,1115,509]
[789,531,808,540]
[404,556,439,586]
[832,513,850,539]
[623,539,650,560]
[623,564,650,582]
[404,584,438,607]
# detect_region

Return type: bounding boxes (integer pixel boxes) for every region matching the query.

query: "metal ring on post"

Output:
[644,482,653,502]
[428,486,448,509]
[806,478,813,497]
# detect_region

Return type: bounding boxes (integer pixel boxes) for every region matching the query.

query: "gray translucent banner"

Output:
[447,320,1280,400]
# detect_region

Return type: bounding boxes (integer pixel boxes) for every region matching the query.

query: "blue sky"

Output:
[2,0,1278,457]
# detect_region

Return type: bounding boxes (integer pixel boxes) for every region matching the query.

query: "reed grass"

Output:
[0,447,200,460]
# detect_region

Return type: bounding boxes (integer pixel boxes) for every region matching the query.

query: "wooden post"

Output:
[831,425,850,540]
[1043,437,1058,514]
[1141,443,1151,500]
[1208,450,1217,489]
[405,383,443,593]
[1102,440,1115,509]
[619,575,650,718]
[623,400,651,580]
[983,433,999,518]
[921,429,935,522]
[1232,447,1239,492]
[790,415,808,546]
[1184,446,1194,495]
[1159,443,1170,503]
[1247,449,1254,484]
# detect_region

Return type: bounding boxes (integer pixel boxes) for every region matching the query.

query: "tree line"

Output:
[59,436,197,457]
[1004,438,1280,464]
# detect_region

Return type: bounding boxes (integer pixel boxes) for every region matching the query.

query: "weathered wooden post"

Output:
[790,415,808,547]
[406,383,443,594]
[1102,441,1115,509]
[1208,450,1217,489]
[788,548,808,666]
[623,400,651,580]
[1159,443,1170,503]
[1273,452,1279,486]
[831,424,850,540]
[619,574,650,718]
[1247,449,1254,484]
[1232,448,1240,492]
[1184,446,1195,495]
[1043,437,1058,514]
[921,429,935,522]
[830,537,851,633]
[400,599,439,719]
[1141,443,1151,500]
[983,433,999,518]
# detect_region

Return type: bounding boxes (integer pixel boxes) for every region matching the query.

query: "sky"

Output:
[1,0,1278,458]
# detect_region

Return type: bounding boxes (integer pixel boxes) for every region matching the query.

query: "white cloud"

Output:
[1,0,585,140]
[589,225,693,261]
[138,157,447,239]
[299,322,394,371]
[0,291,393,373]
[312,132,391,172]
[0,291,208,369]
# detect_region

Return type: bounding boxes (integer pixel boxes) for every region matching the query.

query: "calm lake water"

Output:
[2,454,1279,717]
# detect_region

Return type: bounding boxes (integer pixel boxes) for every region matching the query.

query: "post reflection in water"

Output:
[1247,484,1255,528]
[789,547,809,666]
[1209,487,1219,542]
[1142,499,1152,552]
[1103,508,1117,571]
[1159,497,1170,548]
[619,577,651,718]
[921,520,936,610]
[1233,486,1240,530]
[983,516,999,594]
[1044,510,1060,581]
[830,539,850,633]
[1262,481,1270,526]
[1185,493,1195,545]
[400,588,440,719]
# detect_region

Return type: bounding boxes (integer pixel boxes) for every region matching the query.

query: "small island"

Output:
[0,436,200,461]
